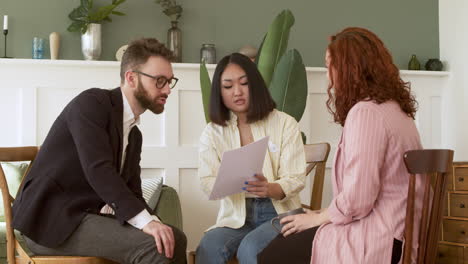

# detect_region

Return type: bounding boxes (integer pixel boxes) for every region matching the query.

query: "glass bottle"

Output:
[167,21,182,62]
[408,54,421,70]
[200,44,216,64]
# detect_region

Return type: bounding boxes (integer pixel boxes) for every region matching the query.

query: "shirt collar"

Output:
[121,89,140,127]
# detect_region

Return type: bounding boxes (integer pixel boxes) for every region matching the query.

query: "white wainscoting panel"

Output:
[179,168,220,251]
[179,90,206,147]
[0,89,22,146]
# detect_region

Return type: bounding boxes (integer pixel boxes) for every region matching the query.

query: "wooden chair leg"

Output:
[188,251,196,264]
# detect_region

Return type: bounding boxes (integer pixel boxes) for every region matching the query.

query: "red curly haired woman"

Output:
[258,27,425,264]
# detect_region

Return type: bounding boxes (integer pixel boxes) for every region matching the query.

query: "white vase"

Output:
[81,23,102,60]
[49,32,60,60]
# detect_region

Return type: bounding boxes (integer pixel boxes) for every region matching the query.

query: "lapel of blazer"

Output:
[110,87,124,172]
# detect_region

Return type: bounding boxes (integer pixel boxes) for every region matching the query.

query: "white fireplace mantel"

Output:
[0,58,451,250]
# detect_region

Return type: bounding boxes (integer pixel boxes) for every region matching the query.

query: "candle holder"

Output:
[2,29,13,58]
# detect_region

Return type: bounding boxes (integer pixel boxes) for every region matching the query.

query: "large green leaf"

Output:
[269,49,308,122]
[257,9,295,87]
[254,34,265,65]
[200,61,212,123]
[69,5,89,21]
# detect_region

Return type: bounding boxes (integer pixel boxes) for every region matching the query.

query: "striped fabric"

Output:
[311,101,425,264]
[141,177,164,211]
[198,109,307,231]
[100,177,163,216]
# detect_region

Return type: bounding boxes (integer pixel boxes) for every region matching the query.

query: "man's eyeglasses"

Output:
[132,70,178,89]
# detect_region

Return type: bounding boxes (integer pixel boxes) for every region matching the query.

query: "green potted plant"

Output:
[67,0,127,60]
[200,10,308,142]
[155,0,183,62]
[155,0,183,22]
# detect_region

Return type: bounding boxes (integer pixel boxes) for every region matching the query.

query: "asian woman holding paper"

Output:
[195,53,307,264]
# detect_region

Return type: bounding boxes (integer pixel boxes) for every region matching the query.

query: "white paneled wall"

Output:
[0,58,450,250]
[439,0,468,161]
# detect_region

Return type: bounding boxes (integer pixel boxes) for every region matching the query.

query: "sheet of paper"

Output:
[209,136,269,200]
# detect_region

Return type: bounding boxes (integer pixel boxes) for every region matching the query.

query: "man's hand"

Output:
[142,220,175,258]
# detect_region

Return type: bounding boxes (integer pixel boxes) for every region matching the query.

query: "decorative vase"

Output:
[425,58,443,71]
[200,44,216,64]
[81,23,102,60]
[239,45,257,62]
[167,21,182,62]
[49,32,60,60]
[32,37,45,59]
[408,54,421,70]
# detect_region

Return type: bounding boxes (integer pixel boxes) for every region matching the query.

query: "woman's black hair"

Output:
[209,53,276,126]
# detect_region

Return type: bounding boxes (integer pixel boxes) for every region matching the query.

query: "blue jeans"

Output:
[196,198,278,264]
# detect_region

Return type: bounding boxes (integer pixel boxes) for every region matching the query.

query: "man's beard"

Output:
[134,82,166,114]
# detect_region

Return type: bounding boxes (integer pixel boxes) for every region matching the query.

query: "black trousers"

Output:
[257,226,403,264]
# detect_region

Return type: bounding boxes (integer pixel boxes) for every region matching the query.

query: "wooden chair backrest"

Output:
[303,143,331,210]
[0,147,116,264]
[402,149,454,264]
[0,147,38,264]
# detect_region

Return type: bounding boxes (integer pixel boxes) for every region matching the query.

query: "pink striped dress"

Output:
[311,101,425,264]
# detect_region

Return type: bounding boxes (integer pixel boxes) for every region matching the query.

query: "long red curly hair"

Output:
[326,27,417,126]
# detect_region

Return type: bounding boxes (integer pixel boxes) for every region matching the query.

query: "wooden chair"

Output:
[0,147,117,264]
[302,143,331,210]
[188,143,331,264]
[402,149,454,264]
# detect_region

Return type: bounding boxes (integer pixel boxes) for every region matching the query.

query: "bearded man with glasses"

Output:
[12,38,187,264]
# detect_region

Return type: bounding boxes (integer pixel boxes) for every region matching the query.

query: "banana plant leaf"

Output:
[200,61,212,123]
[269,49,308,123]
[254,34,265,65]
[256,9,295,87]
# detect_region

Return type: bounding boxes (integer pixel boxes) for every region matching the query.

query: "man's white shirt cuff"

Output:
[127,209,161,229]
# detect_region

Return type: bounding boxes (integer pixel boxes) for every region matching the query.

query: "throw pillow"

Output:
[0,162,29,222]
[141,177,163,212]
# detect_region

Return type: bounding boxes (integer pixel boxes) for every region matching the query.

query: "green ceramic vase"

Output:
[408,54,421,70]
[425,59,443,71]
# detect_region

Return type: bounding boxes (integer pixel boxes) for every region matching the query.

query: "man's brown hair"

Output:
[120,38,174,83]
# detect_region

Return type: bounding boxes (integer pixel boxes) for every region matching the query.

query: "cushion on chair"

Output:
[0,162,29,221]
[0,162,31,263]
[154,185,183,231]
[100,177,163,215]
[141,177,164,211]
[0,222,32,263]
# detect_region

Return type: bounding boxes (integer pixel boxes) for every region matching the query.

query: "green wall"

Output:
[0,0,439,68]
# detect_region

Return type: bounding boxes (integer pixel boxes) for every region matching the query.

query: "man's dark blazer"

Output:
[12,87,152,248]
